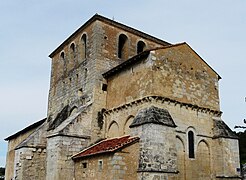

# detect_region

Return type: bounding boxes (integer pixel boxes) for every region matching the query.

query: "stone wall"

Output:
[47,18,169,143]
[5,126,40,180]
[46,135,89,180]
[14,147,46,180]
[48,21,104,124]
[104,96,218,143]
[103,96,240,179]
[132,123,177,177]
[213,138,241,178]
[74,141,139,180]
[94,20,166,62]
[47,18,167,125]
[106,44,220,110]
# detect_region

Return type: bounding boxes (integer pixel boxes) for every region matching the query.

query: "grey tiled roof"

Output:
[213,120,238,139]
[130,106,176,128]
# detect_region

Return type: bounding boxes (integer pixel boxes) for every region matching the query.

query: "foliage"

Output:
[0,167,4,174]
[237,130,246,164]
[0,167,4,180]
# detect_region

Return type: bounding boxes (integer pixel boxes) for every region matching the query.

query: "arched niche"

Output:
[108,121,119,138]
[123,116,134,135]
[197,140,211,179]
[176,136,185,179]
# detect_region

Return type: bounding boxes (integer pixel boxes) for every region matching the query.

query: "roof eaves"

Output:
[129,106,177,128]
[152,42,221,80]
[184,43,221,80]
[72,147,116,159]
[102,51,150,79]
[150,42,186,51]
[213,135,239,140]
[72,136,139,160]
[49,14,171,58]
[49,14,99,58]
[213,120,238,139]
[71,137,107,158]
[4,118,46,141]
[102,43,185,79]
[95,14,171,46]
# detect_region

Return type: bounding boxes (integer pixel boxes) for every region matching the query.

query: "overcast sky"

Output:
[0,0,245,167]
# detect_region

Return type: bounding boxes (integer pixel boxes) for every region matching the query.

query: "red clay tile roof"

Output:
[72,135,139,159]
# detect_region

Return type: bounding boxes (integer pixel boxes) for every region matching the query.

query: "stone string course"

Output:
[104,95,222,117]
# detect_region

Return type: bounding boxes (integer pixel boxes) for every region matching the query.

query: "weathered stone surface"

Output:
[213,119,238,139]
[47,105,69,131]
[129,106,176,128]
[14,147,46,180]
[74,141,139,180]
[4,121,45,180]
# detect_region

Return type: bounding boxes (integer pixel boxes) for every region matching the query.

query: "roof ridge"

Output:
[49,14,171,58]
[5,118,46,141]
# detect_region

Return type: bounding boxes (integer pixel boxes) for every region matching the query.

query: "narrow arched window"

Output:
[70,43,76,58]
[137,40,146,54]
[60,52,66,75]
[81,34,87,59]
[84,68,88,80]
[83,68,88,90]
[60,52,65,60]
[118,34,128,59]
[188,131,195,158]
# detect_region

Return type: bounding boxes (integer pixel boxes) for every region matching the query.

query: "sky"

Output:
[0,0,246,167]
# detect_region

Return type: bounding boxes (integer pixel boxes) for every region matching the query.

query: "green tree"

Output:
[237,130,246,164]
[0,167,5,180]
[235,119,246,129]
[235,119,246,164]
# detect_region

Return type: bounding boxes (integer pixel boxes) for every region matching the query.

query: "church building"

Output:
[5,14,241,180]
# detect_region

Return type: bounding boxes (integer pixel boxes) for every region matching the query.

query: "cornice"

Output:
[104,96,222,117]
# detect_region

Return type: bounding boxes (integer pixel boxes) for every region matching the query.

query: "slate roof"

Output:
[129,106,177,128]
[72,135,139,159]
[213,120,238,139]
[5,118,46,141]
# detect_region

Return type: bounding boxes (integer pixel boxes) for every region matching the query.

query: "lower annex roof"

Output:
[72,135,139,159]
